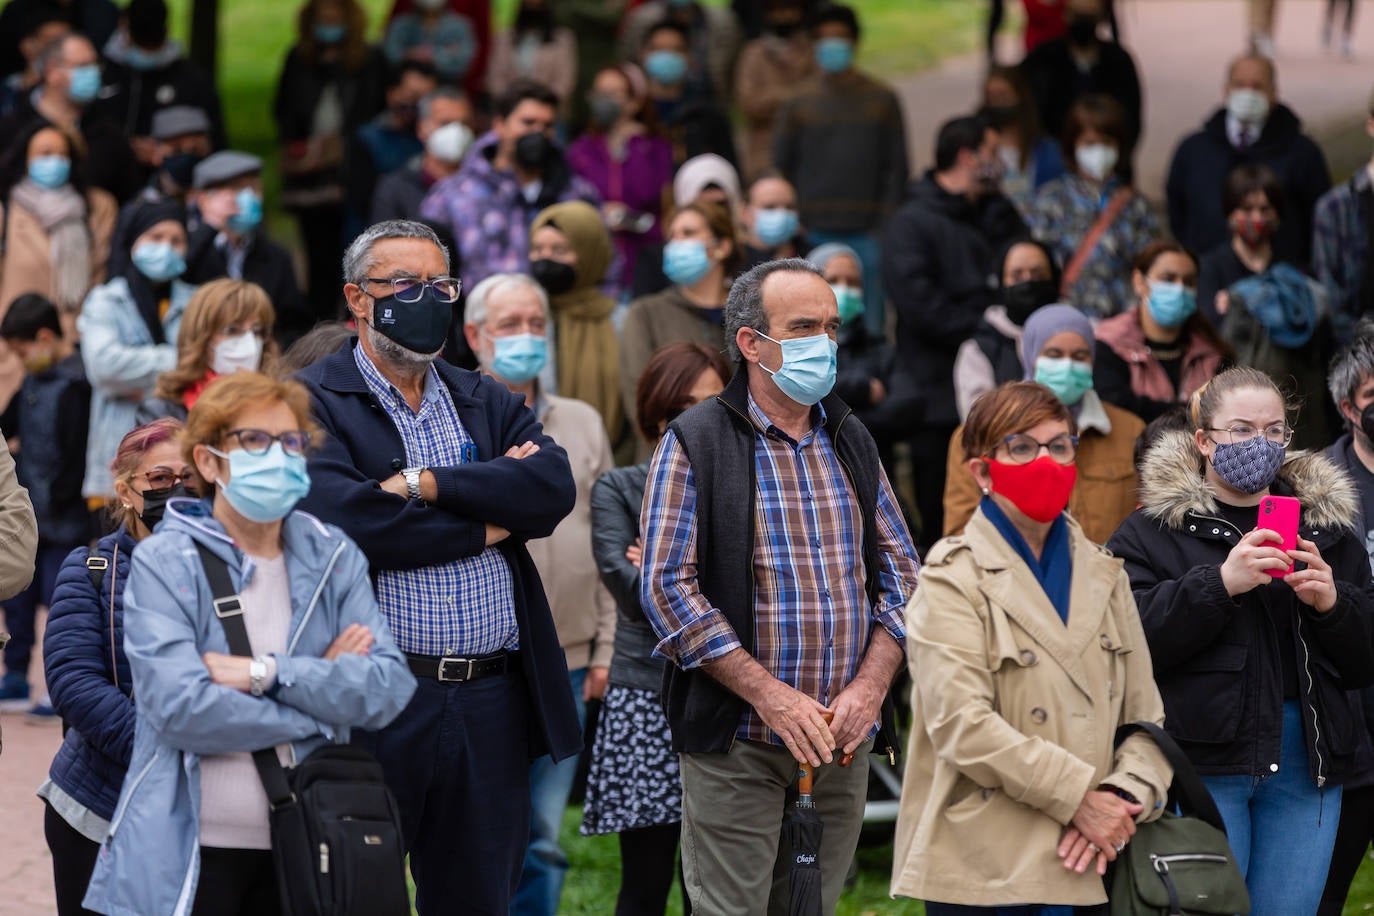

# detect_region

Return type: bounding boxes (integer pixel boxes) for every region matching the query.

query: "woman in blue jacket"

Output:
[83,372,416,916]
[40,417,195,915]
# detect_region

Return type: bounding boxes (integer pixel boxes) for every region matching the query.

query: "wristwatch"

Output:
[402,466,424,501]
[249,656,268,697]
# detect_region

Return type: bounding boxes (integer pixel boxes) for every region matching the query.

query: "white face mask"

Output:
[1227,88,1270,125]
[1075,143,1118,182]
[426,121,473,164]
[211,331,264,376]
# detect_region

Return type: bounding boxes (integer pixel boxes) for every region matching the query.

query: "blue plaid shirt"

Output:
[354,345,518,655]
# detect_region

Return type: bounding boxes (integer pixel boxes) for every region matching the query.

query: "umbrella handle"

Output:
[819,711,854,767]
[797,762,814,796]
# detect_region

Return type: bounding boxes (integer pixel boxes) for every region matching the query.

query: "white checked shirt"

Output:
[355,345,518,655]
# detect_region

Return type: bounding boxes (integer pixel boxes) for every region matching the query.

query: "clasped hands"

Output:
[755,676,883,767]
[1058,789,1144,875]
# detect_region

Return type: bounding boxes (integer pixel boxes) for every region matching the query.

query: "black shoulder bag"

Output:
[1109,721,1251,916]
[196,542,410,916]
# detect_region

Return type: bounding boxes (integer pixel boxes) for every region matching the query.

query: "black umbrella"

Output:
[784,762,823,916]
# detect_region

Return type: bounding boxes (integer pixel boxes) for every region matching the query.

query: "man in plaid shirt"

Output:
[640,257,920,914]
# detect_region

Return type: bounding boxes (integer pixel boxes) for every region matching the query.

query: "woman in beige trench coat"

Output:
[892,381,1172,913]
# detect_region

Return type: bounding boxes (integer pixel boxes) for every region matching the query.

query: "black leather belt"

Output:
[405,651,516,683]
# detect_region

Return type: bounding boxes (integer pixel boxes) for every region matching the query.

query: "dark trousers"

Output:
[45,803,101,916]
[294,204,347,325]
[925,904,1107,915]
[907,424,959,552]
[616,823,691,916]
[191,847,280,916]
[1319,784,1374,916]
[353,670,532,916]
[2,544,72,679]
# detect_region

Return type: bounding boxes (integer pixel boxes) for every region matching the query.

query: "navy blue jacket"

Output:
[10,352,91,547]
[295,339,582,762]
[44,528,137,821]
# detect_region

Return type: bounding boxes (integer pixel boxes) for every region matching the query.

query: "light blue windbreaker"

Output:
[83,498,416,916]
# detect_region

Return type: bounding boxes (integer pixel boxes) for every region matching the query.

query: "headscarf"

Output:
[121,200,187,345]
[672,153,742,211]
[1019,304,1096,377]
[530,201,622,441]
[805,242,863,283]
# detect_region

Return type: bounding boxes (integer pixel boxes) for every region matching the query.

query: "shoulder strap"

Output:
[194,541,295,808]
[1114,720,1227,836]
[1061,187,1135,295]
[86,546,107,592]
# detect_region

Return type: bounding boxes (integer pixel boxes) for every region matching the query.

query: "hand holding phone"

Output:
[1258,496,1300,578]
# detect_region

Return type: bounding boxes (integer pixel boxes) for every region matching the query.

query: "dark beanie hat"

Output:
[125,200,187,248]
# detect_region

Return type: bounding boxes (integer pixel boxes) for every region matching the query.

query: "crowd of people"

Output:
[0,0,1372,913]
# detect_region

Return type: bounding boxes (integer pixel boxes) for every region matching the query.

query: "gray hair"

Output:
[342,219,450,287]
[1328,318,1374,419]
[418,86,469,122]
[723,258,824,362]
[38,33,90,79]
[463,273,549,327]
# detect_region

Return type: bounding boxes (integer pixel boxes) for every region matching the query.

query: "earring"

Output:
[980,487,990,496]
[122,504,132,510]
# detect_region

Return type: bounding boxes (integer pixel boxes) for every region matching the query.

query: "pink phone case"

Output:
[1258,495,1300,578]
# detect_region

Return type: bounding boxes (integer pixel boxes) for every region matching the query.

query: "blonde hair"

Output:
[154,279,279,402]
[1188,366,1286,431]
[182,372,323,468]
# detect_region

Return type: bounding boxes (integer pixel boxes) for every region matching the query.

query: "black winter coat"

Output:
[835,319,922,444]
[1165,105,1330,267]
[1106,430,1374,786]
[184,224,311,340]
[881,172,1026,428]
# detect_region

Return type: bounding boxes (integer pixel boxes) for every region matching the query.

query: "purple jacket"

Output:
[420,131,601,291]
[567,133,674,292]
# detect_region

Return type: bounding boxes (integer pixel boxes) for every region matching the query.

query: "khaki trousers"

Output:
[679,738,872,916]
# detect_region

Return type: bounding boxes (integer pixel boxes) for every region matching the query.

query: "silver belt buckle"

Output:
[437,656,474,682]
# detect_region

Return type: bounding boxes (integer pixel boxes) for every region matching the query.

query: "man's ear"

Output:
[463,322,482,355]
[343,284,371,324]
[736,326,761,364]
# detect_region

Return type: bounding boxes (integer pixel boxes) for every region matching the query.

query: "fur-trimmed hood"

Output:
[1139,429,1359,533]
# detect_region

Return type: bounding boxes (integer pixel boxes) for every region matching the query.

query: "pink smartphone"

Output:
[1258,495,1300,578]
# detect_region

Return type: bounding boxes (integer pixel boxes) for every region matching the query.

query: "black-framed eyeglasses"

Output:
[222,428,312,456]
[1207,424,1294,449]
[363,276,462,304]
[133,466,197,491]
[990,433,1079,466]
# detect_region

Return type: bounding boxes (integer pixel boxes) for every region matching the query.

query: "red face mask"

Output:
[1231,212,1276,248]
[986,456,1078,523]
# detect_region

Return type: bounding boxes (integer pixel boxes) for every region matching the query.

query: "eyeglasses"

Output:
[1207,424,1294,448]
[991,433,1079,465]
[363,276,462,303]
[134,466,196,490]
[222,428,312,456]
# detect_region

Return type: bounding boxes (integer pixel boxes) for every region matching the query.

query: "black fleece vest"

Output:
[664,368,896,756]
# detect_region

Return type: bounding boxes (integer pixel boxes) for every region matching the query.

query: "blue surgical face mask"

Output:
[208,442,312,523]
[124,45,163,71]
[1145,280,1197,328]
[227,187,263,234]
[487,332,547,384]
[130,240,187,282]
[753,208,799,248]
[67,64,101,103]
[663,239,712,287]
[644,50,688,86]
[833,284,864,325]
[755,330,838,406]
[28,155,71,189]
[1034,356,1094,406]
[815,37,854,74]
[314,23,347,44]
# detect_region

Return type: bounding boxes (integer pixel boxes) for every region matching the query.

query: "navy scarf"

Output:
[980,496,1073,623]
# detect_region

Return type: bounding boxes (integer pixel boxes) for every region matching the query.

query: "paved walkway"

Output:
[1,4,1371,915]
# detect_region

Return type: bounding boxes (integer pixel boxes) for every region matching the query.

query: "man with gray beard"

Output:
[294,219,579,915]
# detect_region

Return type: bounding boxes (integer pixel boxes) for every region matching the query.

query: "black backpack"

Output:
[196,542,410,916]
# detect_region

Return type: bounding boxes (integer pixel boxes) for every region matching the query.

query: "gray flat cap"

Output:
[192,150,263,189]
[150,105,211,140]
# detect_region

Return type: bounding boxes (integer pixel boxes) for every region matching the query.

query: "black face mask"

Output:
[1067,14,1099,46]
[587,94,623,129]
[530,258,577,296]
[1359,402,1374,445]
[139,482,189,532]
[370,287,453,356]
[161,152,202,191]
[1003,278,1059,325]
[514,132,555,172]
[982,104,1019,130]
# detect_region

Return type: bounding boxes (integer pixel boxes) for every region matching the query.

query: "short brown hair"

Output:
[669,199,742,276]
[961,381,1075,462]
[1222,162,1283,219]
[155,279,279,402]
[182,371,323,467]
[1061,93,1128,176]
[636,342,730,442]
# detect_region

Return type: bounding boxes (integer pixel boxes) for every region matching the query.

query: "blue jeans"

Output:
[1200,700,1342,914]
[806,230,884,338]
[511,666,587,916]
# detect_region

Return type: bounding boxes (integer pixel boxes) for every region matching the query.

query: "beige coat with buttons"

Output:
[891,508,1172,907]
